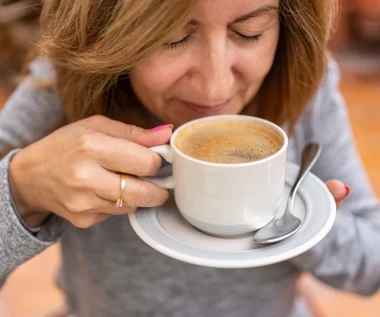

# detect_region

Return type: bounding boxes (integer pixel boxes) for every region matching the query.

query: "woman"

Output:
[1,0,380,316]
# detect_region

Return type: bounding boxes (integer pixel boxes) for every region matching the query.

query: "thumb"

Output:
[131,124,174,147]
[80,115,173,147]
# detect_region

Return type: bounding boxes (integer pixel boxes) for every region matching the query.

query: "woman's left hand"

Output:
[325,180,351,210]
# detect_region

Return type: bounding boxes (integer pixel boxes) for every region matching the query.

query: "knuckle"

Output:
[87,115,106,127]
[124,124,143,140]
[64,199,84,214]
[78,132,98,153]
[139,154,161,176]
[69,164,92,190]
[71,215,97,229]
[148,154,162,175]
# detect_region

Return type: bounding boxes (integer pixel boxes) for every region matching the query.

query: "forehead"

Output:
[190,0,279,24]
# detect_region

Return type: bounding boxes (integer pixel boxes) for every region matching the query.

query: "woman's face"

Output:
[130,0,280,128]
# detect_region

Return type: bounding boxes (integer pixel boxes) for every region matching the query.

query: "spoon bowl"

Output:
[253,143,322,244]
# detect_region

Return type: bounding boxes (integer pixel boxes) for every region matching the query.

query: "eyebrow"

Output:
[232,4,279,24]
[186,4,278,27]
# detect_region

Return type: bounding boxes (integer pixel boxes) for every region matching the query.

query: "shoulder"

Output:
[314,58,342,105]
[314,58,345,109]
[289,58,349,149]
[1,56,64,125]
[301,58,347,124]
[28,56,56,81]
[322,58,341,90]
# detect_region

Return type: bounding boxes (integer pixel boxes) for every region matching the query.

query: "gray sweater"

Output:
[1,58,380,317]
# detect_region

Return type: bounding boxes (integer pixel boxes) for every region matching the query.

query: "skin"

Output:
[9,0,349,229]
[130,0,280,128]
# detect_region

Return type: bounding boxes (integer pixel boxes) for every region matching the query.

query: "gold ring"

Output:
[116,174,127,207]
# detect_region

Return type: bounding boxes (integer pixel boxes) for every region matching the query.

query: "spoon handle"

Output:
[287,143,322,211]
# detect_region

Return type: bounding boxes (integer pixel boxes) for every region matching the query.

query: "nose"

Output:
[189,38,235,105]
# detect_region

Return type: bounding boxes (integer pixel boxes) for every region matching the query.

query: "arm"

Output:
[291,60,380,296]
[0,150,64,287]
[0,57,66,287]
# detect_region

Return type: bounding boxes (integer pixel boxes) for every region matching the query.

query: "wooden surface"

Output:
[1,60,380,317]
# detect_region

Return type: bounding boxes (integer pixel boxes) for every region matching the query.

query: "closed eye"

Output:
[166,34,192,50]
[233,31,263,42]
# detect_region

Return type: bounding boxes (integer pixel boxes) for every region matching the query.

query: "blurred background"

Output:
[0,0,380,316]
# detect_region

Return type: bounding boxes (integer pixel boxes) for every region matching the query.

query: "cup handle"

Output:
[144,145,175,189]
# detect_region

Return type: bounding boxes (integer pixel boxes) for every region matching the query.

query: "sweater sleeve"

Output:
[290,60,380,296]
[0,150,64,287]
[0,57,66,287]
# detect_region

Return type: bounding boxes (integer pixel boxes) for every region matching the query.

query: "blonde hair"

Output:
[36,0,335,132]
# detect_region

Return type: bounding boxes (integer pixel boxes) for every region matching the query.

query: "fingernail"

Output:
[344,185,351,197]
[150,124,173,132]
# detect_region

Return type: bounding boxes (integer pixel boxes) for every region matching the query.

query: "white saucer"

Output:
[129,162,336,268]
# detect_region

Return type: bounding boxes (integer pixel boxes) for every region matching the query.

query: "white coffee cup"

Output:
[148,115,288,237]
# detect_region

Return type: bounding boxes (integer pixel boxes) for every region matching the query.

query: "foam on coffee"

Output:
[175,119,283,164]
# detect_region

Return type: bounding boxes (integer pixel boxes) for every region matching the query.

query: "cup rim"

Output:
[170,114,288,168]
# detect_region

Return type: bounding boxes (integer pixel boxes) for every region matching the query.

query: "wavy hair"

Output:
[36,0,335,132]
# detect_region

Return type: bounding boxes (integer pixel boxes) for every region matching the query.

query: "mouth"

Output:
[181,100,231,114]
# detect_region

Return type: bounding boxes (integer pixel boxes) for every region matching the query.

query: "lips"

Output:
[182,100,230,115]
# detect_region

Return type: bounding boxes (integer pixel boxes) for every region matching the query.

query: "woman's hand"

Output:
[8,115,173,229]
[325,180,351,210]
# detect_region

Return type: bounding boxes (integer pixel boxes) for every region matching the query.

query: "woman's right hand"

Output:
[8,115,173,229]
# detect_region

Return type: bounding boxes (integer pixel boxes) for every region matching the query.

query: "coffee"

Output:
[175,120,283,164]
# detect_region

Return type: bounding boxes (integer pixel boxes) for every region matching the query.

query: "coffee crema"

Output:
[175,120,283,164]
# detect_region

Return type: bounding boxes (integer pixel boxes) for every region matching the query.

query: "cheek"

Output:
[238,30,279,82]
[130,54,188,98]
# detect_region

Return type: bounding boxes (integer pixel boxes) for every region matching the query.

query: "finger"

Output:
[67,212,110,229]
[58,189,116,214]
[95,171,170,212]
[325,179,351,209]
[53,174,136,220]
[79,132,163,176]
[80,115,173,147]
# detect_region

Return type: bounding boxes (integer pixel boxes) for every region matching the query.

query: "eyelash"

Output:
[166,31,263,50]
[167,35,191,50]
[235,32,263,42]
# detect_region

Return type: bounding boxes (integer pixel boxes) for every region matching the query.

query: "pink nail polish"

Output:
[150,124,173,132]
[344,185,351,197]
